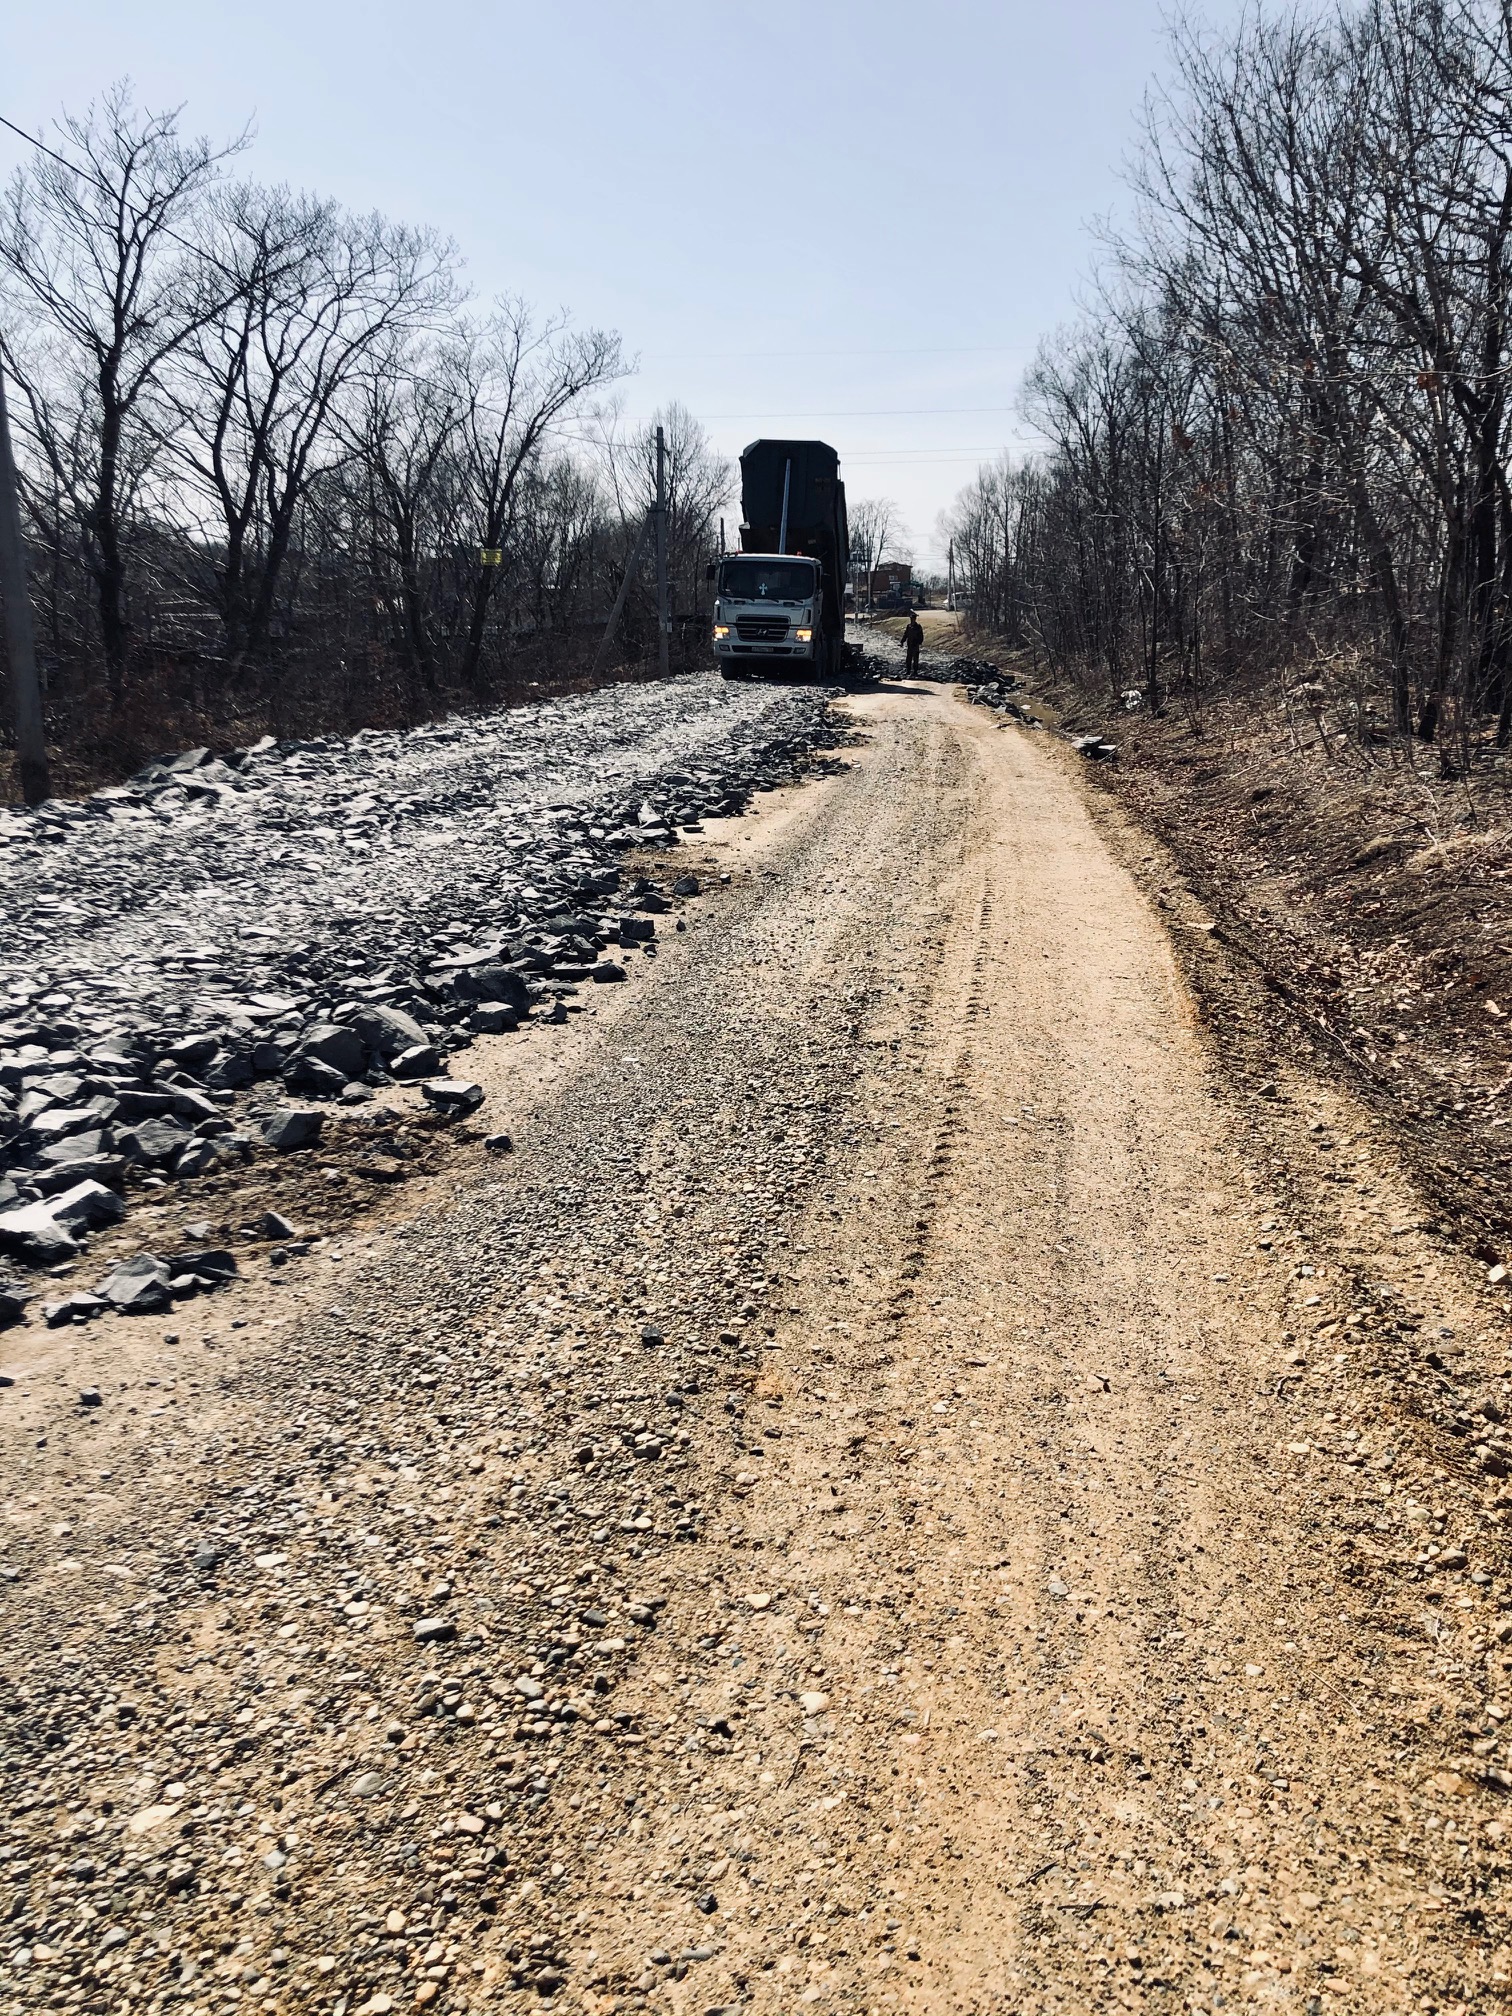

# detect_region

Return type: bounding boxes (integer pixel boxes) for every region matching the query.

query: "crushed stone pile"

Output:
[0,676,845,1311]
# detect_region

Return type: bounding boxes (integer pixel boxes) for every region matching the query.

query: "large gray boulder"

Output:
[47,1180,127,1233]
[96,1253,174,1315]
[117,1118,195,1166]
[261,1106,324,1151]
[446,965,531,1011]
[0,1280,33,1328]
[294,1023,366,1079]
[421,1078,484,1118]
[37,1130,112,1168]
[347,1003,429,1058]
[389,1043,441,1080]
[0,1203,78,1265]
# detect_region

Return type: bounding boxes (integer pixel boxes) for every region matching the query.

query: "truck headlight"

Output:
[795,628,813,643]
[713,625,730,639]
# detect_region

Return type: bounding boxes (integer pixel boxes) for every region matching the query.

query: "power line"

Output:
[0,110,250,290]
[830,447,1019,458]
[3,115,1021,467]
[694,404,1018,420]
[643,344,1025,361]
[553,422,1018,459]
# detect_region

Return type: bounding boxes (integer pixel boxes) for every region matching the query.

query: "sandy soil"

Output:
[5,679,1512,2016]
[995,646,1512,1267]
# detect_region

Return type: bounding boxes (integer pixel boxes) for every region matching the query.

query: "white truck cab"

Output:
[712,553,824,678]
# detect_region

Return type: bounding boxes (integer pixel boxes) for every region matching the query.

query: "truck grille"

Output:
[735,616,789,643]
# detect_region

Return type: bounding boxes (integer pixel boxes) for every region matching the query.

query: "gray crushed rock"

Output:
[0,676,845,1302]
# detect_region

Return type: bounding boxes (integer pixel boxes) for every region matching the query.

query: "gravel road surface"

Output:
[4,672,1511,2015]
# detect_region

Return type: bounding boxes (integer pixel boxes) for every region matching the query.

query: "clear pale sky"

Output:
[4,0,1243,574]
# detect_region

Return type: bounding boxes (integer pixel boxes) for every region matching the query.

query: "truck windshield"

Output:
[719,560,816,604]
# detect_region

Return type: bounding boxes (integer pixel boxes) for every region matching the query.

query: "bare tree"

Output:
[346,334,466,689]
[0,85,243,700]
[454,302,623,686]
[0,78,754,778]
[849,496,900,607]
[165,183,456,675]
[631,403,731,640]
[947,0,1512,766]
[942,454,1046,646]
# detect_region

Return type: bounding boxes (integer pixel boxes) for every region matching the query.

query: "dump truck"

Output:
[712,439,848,680]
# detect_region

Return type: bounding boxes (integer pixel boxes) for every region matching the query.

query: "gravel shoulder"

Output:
[4,676,1511,2016]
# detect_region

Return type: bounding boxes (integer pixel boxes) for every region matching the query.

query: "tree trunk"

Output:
[92,380,129,704]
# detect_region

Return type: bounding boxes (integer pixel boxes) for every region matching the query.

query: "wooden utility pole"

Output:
[654,425,670,681]
[0,360,48,806]
[590,512,652,679]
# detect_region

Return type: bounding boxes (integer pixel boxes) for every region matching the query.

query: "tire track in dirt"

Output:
[9,680,1512,2016]
[571,688,1512,2015]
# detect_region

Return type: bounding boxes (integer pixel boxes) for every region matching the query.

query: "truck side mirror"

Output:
[705,563,717,581]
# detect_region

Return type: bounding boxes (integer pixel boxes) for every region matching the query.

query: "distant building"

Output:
[867,562,913,604]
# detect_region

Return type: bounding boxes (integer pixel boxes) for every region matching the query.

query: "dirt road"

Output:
[5,678,1512,2016]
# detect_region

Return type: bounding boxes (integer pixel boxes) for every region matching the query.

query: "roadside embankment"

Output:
[951,637,1512,1273]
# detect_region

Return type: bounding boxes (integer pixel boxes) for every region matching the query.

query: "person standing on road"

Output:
[903,611,924,676]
